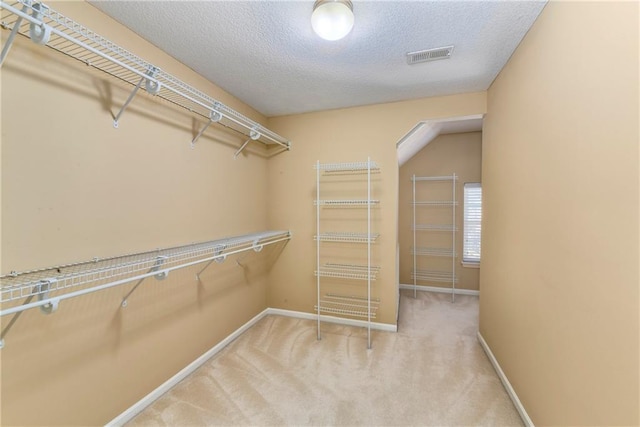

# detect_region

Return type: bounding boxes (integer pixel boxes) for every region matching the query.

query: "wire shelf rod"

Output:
[413,201,458,206]
[315,199,380,207]
[411,269,459,283]
[323,293,380,304]
[314,305,375,318]
[315,161,380,173]
[411,175,458,182]
[315,263,380,281]
[314,232,380,243]
[0,0,291,149]
[315,294,380,318]
[411,247,457,257]
[413,224,458,232]
[0,231,290,317]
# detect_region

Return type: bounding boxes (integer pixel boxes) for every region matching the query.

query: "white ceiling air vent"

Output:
[406,45,454,65]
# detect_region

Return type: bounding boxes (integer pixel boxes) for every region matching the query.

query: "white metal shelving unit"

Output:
[0,0,291,153]
[411,174,458,301]
[0,230,291,349]
[314,159,380,349]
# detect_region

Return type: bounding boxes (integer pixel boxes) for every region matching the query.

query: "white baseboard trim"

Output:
[106,308,270,427]
[477,331,534,427]
[399,283,480,296]
[266,307,398,332]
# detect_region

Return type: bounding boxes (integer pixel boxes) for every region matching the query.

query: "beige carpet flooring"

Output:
[127,290,523,426]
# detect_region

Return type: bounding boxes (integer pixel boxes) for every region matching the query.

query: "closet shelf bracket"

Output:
[121,255,167,308]
[191,108,223,149]
[0,278,59,348]
[233,128,260,159]
[113,66,159,128]
[195,244,226,281]
[0,2,25,65]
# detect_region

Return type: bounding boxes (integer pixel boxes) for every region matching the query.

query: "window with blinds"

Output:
[463,183,482,263]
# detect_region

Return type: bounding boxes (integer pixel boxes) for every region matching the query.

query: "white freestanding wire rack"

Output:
[412,174,458,302]
[0,0,291,153]
[315,159,379,349]
[0,230,291,349]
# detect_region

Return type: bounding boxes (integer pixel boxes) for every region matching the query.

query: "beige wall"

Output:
[266,93,486,327]
[399,132,482,290]
[0,2,282,425]
[480,2,639,426]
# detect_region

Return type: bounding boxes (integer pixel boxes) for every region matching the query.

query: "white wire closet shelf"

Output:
[411,269,459,283]
[315,161,380,174]
[411,247,456,257]
[413,224,458,232]
[0,230,291,319]
[412,173,457,301]
[315,199,380,207]
[412,175,458,182]
[315,263,380,281]
[0,0,291,150]
[315,294,380,319]
[314,232,379,243]
[315,157,379,349]
[413,201,458,206]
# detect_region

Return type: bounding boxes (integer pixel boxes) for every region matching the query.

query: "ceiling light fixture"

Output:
[311,0,354,41]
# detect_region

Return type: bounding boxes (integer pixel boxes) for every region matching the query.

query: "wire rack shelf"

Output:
[315,199,380,207]
[315,263,380,281]
[411,247,456,257]
[412,175,458,182]
[315,158,379,349]
[0,230,291,318]
[315,294,380,319]
[411,269,459,283]
[314,232,379,243]
[413,200,458,206]
[0,0,291,150]
[413,224,458,232]
[315,161,380,174]
[412,173,458,301]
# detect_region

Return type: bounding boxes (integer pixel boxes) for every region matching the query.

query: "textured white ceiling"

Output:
[90,1,546,117]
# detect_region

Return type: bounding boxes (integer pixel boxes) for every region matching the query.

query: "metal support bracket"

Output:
[195,244,226,281]
[0,278,58,349]
[113,66,160,128]
[121,255,167,308]
[191,109,223,149]
[0,4,26,67]
[233,128,260,159]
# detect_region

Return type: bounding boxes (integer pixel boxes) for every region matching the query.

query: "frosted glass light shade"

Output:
[311,0,354,41]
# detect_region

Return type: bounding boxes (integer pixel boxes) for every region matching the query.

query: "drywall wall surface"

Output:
[398,132,482,290]
[0,2,280,425]
[480,2,639,425]
[266,92,486,327]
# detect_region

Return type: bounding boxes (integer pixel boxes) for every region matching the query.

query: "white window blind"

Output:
[463,183,482,263]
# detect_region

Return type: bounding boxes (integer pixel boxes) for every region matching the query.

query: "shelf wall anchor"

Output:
[121,256,167,308]
[28,2,50,45]
[35,279,59,314]
[252,238,263,252]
